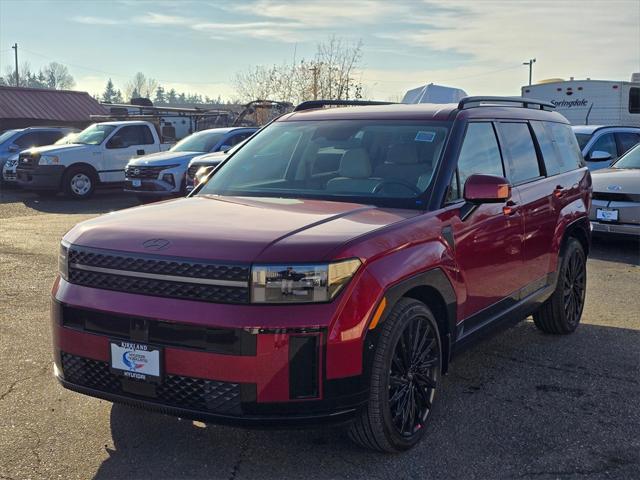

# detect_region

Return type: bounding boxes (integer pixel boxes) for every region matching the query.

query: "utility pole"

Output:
[309,64,320,100]
[12,43,19,87]
[523,58,536,86]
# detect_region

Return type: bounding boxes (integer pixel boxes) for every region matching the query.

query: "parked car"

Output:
[53,97,591,453]
[572,125,640,170]
[185,150,229,193]
[16,121,171,199]
[590,143,640,236]
[0,127,76,184]
[125,127,257,199]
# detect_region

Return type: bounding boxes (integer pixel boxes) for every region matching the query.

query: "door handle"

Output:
[553,185,566,198]
[503,200,518,216]
[137,149,145,155]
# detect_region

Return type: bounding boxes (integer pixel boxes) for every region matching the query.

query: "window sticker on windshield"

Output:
[415,131,436,142]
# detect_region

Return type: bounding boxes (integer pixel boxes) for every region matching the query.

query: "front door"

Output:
[102,125,155,182]
[448,122,525,326]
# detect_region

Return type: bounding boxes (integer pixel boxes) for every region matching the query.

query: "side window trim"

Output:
[494,121,545,186]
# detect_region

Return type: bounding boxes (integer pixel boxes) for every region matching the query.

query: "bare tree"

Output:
[3,62,34,87]
[125,72,158,101]
[233,37,364,105]
[42,62,75,89]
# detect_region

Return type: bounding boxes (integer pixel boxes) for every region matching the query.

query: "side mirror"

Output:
[589,150,612,162]
[107,136,124,149]
[464,174,511,203]
[8,144,19,153]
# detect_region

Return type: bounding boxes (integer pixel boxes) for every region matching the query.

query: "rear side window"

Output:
[630,87,640,114]
[616,132,640,154]
[532,122,583,175]
[498,123,541,184]
[447,122,504,201]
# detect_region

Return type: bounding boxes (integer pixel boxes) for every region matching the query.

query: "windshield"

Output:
[613,144,640,169]
[75,124,117,145]
[574,133,592,150]
[0,129,19,145]
[197,120,450,208]
[170,130,225,153]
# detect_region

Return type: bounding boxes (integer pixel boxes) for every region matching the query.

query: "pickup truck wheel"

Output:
[533,238,586,334]
[63,166,96,199]
[349,298,441,453]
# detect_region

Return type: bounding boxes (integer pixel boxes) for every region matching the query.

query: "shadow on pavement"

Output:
[590,235,639,266]
[94,322,640,480]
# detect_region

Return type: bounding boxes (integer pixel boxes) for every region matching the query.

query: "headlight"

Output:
[39,155,60,165]
[58,241,69,280]
[251,259,361,303]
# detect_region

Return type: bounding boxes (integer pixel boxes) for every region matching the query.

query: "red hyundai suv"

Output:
[52,97,591,452]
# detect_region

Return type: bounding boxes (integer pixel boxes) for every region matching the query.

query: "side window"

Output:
[117,126,154,147]
[498,122,541,184]
[42,131,65,145]
[616,132,640,155]
[630,87,640,114]
[227,132,250,147]
[534,122,583,175]
[588,133,617,160]
[14,132,40,148]
[457,123,504,190]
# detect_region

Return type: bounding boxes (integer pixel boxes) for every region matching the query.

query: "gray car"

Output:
[590,143,640,236]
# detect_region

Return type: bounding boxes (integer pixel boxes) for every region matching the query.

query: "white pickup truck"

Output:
[16,120,170,199]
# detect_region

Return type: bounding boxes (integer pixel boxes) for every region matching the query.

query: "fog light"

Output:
[162,173,175,187]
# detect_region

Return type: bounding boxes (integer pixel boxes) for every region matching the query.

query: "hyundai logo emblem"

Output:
[607,184,622,191]
[133,168,140,176]
[142,239,171,250]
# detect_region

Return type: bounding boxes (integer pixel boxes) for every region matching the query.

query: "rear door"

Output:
[103,125,155,182]
[448,122,525,323]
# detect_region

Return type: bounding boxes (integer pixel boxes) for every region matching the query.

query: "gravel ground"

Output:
[1,188,639,480]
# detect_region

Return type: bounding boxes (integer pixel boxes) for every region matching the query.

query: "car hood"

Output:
[190,151,229,167]
[64,196,418,263]
[591,168,640,195]
[26,143,91,156]
[128,150,202,167]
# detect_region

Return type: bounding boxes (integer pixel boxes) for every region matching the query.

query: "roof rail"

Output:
[458,96,555,111]
[294,99,396,112]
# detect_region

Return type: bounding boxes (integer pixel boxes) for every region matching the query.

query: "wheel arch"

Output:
[63,162,100,185]
[365,268,457,375]
[560,217,591,257]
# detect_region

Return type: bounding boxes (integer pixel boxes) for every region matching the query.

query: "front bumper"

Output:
[51,297,370,426]
[16,165,65,190]
[2,162,17,182]
[124,167,184,196]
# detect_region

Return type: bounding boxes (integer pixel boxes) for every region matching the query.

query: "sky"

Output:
[0,0,639,101]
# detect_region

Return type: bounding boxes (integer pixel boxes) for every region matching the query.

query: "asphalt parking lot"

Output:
[1,188,639,480]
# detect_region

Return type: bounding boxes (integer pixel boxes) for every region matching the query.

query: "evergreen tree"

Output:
[102,78,117,103]
[113,89,124,103]
[154,86,166,104]
[166,88,177,104]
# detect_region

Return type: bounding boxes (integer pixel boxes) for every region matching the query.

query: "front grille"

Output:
[125,165,165,179]
[61,352,242,414]
[187,165,200,180]
[69,268,249,303]
[593,191,640,202]
[68,246,249,282]
[61,305,257,355]
[67,245,250,304]
[16,153,39,170]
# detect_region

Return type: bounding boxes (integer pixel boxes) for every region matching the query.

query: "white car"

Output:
[16,121,171,199]
[573,125,640,170]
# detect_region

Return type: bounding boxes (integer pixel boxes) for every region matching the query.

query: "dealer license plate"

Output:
[596,208,618,222]
[110,341,161,382]
[132,179,142,187]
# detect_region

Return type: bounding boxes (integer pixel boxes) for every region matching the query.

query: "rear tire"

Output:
[348,298,441,453]
[533,237,586,334]
[63,165,97,200]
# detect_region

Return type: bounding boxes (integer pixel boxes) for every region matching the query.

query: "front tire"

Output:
[63,166,97,200]
[349,298,441,453]
[533,237,586,334]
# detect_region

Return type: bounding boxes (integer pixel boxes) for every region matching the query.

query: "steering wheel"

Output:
[372,179,422,195]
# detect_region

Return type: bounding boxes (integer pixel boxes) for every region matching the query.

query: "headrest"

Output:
[339,149,372,178]
[386,143,419,165]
